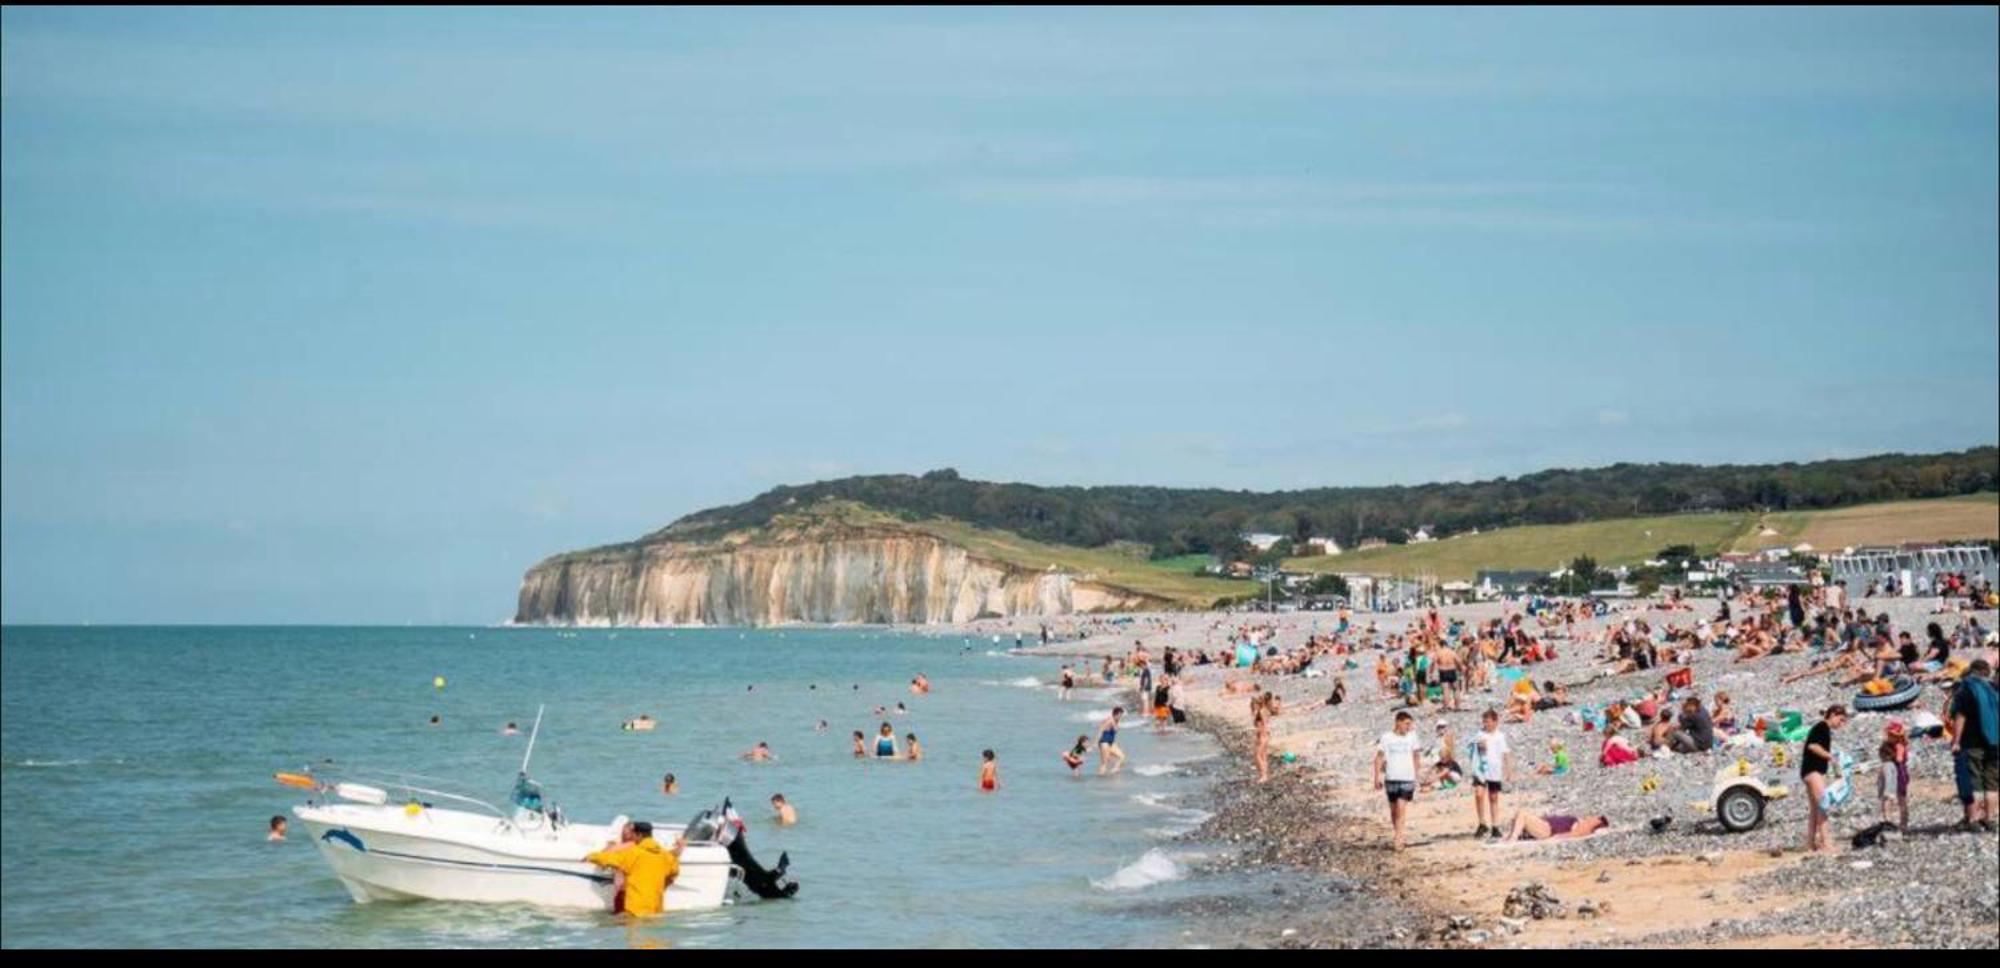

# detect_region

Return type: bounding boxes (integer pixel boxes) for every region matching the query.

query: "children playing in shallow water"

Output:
[1062,735,1088,774]
[1097,707,1126,775]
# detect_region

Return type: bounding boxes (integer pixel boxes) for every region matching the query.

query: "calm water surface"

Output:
[1,627,1242,948]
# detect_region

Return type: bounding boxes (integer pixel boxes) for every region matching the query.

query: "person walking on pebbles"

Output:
[1374,710,1422,850]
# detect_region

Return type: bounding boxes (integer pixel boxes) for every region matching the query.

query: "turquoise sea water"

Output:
[1,627,1236,948]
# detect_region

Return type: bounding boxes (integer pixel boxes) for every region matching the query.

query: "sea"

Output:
[1,626,1257,948]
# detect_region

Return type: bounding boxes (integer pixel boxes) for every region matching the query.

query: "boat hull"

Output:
[295,806,739,911]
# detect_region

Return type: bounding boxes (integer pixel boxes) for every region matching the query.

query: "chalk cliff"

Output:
[513,517,1171,626]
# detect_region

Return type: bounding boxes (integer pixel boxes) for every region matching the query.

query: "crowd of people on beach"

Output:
[1075,577,2000,858]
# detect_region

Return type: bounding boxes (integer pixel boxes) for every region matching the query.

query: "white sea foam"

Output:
[1091,848,1193,891]
[1070,708,1114,723]
[1006,676,1045,689]
[1133,763,1181,777]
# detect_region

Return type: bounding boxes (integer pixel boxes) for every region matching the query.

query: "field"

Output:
[1729,492,1998,552]
[1280,493,1998,582]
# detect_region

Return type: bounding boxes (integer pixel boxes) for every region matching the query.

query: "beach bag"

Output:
[1665,667,1694,690]
[1763,710,1806,743]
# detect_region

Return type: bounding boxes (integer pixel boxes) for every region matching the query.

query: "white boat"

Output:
[284,709,789,912]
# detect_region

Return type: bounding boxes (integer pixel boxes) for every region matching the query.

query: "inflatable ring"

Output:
[1852,677,1922,712]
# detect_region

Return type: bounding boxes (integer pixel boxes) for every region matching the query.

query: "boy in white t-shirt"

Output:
[1373,710,1422,851]
[1472,708,1513,839]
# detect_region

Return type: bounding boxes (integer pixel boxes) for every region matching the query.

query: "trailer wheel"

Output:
[1717,785,1766,832]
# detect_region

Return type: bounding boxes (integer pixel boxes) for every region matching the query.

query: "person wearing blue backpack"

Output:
[1948,659,1999,833]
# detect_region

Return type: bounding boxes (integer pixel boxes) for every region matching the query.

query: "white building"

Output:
[1304,536,1343,556]
[1409,527,1436,544]
[1241,533,1287,552]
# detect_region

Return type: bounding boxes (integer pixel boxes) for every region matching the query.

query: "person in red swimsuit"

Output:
[979,749,999,792]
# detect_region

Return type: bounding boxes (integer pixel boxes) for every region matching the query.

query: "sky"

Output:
[3,6,1996,623]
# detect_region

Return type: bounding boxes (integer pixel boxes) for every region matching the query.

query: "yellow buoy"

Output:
[405,801,423,816]
[433,676,446,690]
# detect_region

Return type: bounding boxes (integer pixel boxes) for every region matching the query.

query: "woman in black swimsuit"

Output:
[1801,704,1848,853]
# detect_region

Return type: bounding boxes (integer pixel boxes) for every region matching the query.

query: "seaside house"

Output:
[1408,527,1436,543]
[1303,536,1343,556]
[1476,569,1547,598]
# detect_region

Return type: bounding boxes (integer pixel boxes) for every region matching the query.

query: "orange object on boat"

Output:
[274,772,318,789]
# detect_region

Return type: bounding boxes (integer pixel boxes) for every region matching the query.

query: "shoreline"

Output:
[1004,599,1999,949]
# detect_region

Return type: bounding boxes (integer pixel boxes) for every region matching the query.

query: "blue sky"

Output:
[3,7,1995,623]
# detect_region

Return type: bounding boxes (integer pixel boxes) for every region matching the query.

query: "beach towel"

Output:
[1819,751,1858,813]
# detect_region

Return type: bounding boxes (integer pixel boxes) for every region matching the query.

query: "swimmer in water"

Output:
[741,742,776,763]
[268,815,287,842]
[852,731,868,758]
[815,719,829,732]
[770,793,797,826]
[873,705,887,717]
[894,702,908,716]
[661,773,679,795]
[874,723,899,759]
[906,733,923,762]
[428,714,441,727]
[1062,735,1088,774]
[979,750,999,792]
[1059,664,1075,701]
[501,722,520,736]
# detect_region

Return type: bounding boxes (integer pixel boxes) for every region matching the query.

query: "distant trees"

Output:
[657,448,2000,559]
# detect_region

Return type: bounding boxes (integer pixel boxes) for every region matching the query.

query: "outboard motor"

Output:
[726,828,798,900]
[701,798,798,900]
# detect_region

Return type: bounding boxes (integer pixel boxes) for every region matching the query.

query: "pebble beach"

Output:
[932,596,2000,948]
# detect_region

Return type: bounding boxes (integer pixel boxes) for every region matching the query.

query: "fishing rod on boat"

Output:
[520,703,545,776]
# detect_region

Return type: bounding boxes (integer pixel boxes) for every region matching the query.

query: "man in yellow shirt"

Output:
[583,821,681,916]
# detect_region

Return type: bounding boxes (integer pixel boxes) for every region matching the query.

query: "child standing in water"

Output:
[979,750,999,792]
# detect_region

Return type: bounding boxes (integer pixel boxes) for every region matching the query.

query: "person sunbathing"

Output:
[1502,811,1611,842]
[1506,678,1542,723]
[1711,691,1737,732]
[1734,629,1778,662]
[1532,682,1570,711]
[1783,649,1866,684]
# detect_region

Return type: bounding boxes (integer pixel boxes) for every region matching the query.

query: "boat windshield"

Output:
[511,776,545,813]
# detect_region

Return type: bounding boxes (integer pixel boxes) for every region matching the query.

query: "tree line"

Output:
[652,447,1998,562]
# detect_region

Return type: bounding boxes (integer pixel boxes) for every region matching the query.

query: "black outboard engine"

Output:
[715,798,798,900]
[726,830,799,899]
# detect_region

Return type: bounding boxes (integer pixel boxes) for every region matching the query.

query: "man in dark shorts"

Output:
[1949,659,1999,832]
[1373,710,1422,850]
[1433,644,1462,711]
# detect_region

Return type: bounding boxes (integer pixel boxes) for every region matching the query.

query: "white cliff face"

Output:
[514,528,1167,626]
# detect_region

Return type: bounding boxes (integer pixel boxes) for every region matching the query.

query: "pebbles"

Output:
[1039,598,1998,948]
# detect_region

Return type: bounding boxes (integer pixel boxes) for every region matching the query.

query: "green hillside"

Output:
[1281,492,1998,582]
